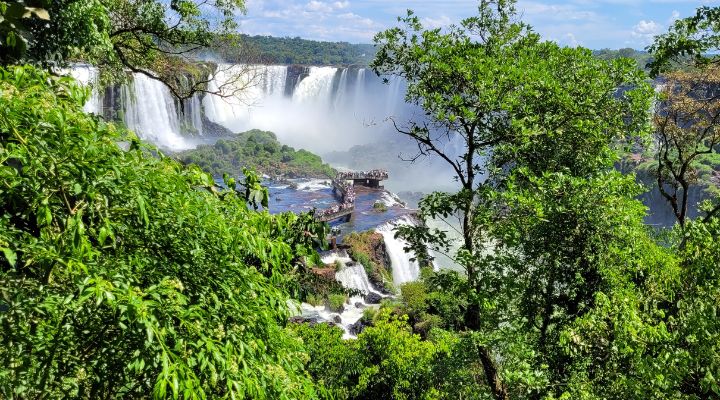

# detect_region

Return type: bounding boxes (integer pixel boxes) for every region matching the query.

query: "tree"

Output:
[648,6,720,76]
[653,66,720,226]
[371,1,653,398]
[0,1,51,60]
[647,6,720,227]
[0,65,325,398]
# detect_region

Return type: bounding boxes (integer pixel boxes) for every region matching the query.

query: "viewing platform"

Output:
[336,169,388,189]
[316,205,354,223]
[314,169,388,223]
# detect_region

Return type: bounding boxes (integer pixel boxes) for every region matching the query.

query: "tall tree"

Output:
[372,1,654,398]
[648,6,720,226]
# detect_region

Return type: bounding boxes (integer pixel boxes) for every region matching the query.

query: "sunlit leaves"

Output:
[0,66,320,399]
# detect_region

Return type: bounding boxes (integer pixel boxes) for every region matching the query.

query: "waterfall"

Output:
[122,74,191,151]
[292,66,337,105]
[333,68,349,110]
[202,64,289,132]
[66,65,102,115]
[185,95,204,136]
[201,64,410,153]
[353,68,367,110]
[65,63,412,154]
[336,264,382,296]
[309,251,384,338]
[376,216,421,285]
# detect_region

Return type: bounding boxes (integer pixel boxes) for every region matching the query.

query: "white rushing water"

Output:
[67,63,415,155]
[376,215,422,286]
[122,74,193,151]
[202,64,410,153]
[295,251,384,338]
[66,65,102,115]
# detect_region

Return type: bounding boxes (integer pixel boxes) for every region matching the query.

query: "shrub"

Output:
[401,281,429,316]
[327,293,347,312]
[306,294,324,307]
[373,201,388,212]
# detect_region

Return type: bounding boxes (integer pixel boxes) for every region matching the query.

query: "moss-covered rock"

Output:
[343,231,393,293]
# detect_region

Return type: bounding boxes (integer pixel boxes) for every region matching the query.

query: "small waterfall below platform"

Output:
[377,215,422,286]
[295,251,386,339]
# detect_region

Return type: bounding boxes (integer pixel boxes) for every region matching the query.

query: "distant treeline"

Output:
[207,36,654,70]
[592,48,653,70]
[204,34,377,66]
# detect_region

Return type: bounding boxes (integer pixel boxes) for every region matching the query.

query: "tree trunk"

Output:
[478,345,510,400]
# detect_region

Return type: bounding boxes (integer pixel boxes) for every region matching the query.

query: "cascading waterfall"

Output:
[68,63,411,154]
[202,64,289,130]
[201,64,409,153]
[335,264,382,296]
[293,66,337,105]
[185,95,204,136]
[300,251,385,338]
[377,215,422,285]
[352,68,367,110]
[333,68,349,110]
[122,74,191,150]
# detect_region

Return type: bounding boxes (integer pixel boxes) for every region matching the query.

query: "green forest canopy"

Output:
[177,129,336,179]
[206,34,376,66]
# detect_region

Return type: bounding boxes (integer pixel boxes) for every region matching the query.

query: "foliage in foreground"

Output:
[0,66,325,399]
[359,0,720,398]
[292,310,486,400]
[178,130,336,179]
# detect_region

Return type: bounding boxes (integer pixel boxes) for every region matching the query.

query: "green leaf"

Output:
[2,248,17,267]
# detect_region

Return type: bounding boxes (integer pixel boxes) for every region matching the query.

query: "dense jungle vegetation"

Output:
[177,130,336,179]
[1,0,720,399]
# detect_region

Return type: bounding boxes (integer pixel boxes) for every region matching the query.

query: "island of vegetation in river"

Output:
[177,129,336,179]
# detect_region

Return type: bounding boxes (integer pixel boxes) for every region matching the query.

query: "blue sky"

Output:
[238,0,715,49]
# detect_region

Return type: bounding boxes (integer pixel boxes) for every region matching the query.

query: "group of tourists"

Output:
[336,169,389,181]
[315,169,390,220]
[315,179,356,219]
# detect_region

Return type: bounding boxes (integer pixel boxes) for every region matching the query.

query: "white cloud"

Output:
[631,19,663,44]
[333,1,350,9]
[422,15,452,29]
[306,1,332,13]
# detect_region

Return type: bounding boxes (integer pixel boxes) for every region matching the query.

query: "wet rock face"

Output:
[348,319,370,336]
[364,292,382,304]
[201,115,234,137]
[289,315,323,325]
[311,267,337,280]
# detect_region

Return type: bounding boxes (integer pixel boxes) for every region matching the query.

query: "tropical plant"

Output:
[0,65,324,399]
